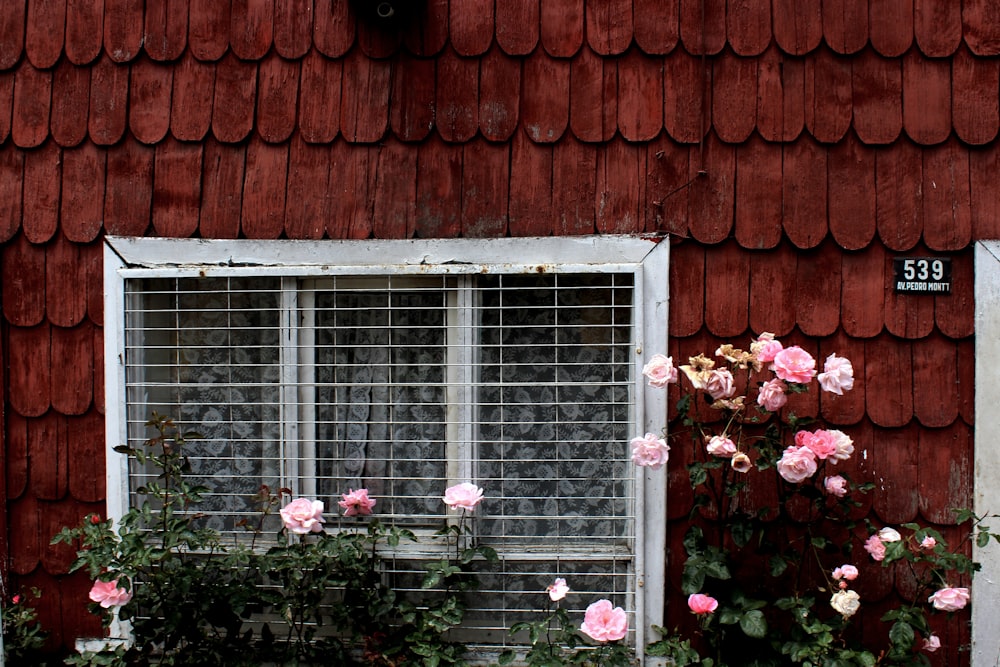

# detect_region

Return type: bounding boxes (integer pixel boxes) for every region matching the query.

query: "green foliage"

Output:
[3,587,50,665]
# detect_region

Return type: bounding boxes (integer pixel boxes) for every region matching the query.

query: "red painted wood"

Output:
[403,0,448,57]
[586,0,633,56]
[435,47,479,143]
[679,0,725,55]
[851,48,902,145]
[0,71,12,145]
[51,61,90,147]
[828,135,876,251]
[703,242,749,338]
[357,15,402,59]
[496,0,539,56]
[884,253,935,341]
[65,0,102,65]
[748,242,797,337]
[328,142,375,239]
[935,250,974,339]
[668,241,705,337]
[871,423,920,523]
[868,0,912,57]
[952,45,999,145]
[46,234,87,328]
[912,333,959,429]
[104,139,153,236]
[734,135,782,250]
[521,50,569,143]
[803,47,851,144]
[256,56,299,143]
[821,0,867,55]
[617,50,662,142]
[840,242,885,339]
[8,324,51,418]
[818,332,865,426]
[61,142,105,244]
[169,56,214,141]
[69,410,106,503]
[25,0,65,69]
[595,140,641,234]
[241,140,287,239]
[7,493,39,575]
[782,137,828,249]
[199,139,245,238]
[963,0,1000,55]
[478,47,520,142]
[2,234,44,327]
[41,498,94,575]
[372,138,417,239]
[387,53,433,142]
[663,49,708,143]
[273,0,313,58]
[313,0,356,58]
[755,45,804,142]
[284,136,329,239]
[129,57,172,145]
[795,241,842,337]
[340,50,391,143]
[22,142,60,244]
[864,337,913,428]
[415,136,461,238]
[508,132,553,236]
[91,317,104,410]
[958,338,974,426]
[539,0,583,57]
[687,136,733,244]
[450,0,494,56]
[913,0,961,57]
[875,141,922,252]
[103,0,144,62]
[726,0,770,56]
[230,0,274,60]
[0,149,22,243]
[643,134,690,235]
[212,53,256,143]
[0,0,25,69]
[189,0,232,61]
[298,50,342,143]
[551,137,596,234]
[970,143,1000,241]
[152,137,203,238]
[711,55,756,143]
[923,139,972,252]
[771,0,822,56]
[12,63,51,148]
[461,140,509,237]
[88,55,129,146]
[5,412,28,501]
[144,0,189,61]
[633,0,678,55]
[902,51,951,146]
[569,46,616,143]
[51,323,94,417]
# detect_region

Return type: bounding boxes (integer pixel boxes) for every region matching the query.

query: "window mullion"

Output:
[280,277,306,497]
[446,277,477,490]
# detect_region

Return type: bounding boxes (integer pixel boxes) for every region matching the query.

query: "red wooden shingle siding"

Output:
[0,0,987,659]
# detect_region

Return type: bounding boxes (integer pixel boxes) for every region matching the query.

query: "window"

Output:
[104,235,668,661]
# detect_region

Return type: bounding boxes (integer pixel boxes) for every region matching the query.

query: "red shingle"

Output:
[51,323,94,417]
[372,138,417,239]
[748,242,797,337]
[953,45,999,145]
[958,338,974,426]
[667,241,704,335]
[314,0,357,58]
[129,57,172,145]
[415,136,461,237]
[644,134,690,235]
[822,0,868,55]
[60,142,105,244]
[935,251,974,339]
[211,53,256,143]
[273,0,313,59]
[595,140,642,234]
[144,0,189,62]
[41,498,94,575]
[521,50,569,143]
[13,63,51,148]
[804,46,851,144]
[256,56,299,143]
[841,243,886,339]
[88,55,128,146]
[618,50,663,142]
[552,138,597,234]
[912,333,959,429]
[875,141,922,252]
[298,50,342,143]
[152,138,202,238]
[851,48,902,145]
[828,135,876,251]
[772,0,822,56]
[230,0,274,60]
[90,317,104,410]
[340,50,391,142]
[461,141,509,237]
[403,0,448,57]
[69,410,106,504]
[902,51,951,145]
[329,142,375,238]
[918,423,972,523]
[284,136,330,239]
[51,61,91,147]
[569,47,617,143]
[103,0,144,63]
[679,0,725,56]
[496,0,539,56]
[703,241,748,338]
[2,234,44,327]
[22,142,60,244]
[922,139,972,252]
[734,135,782,250]
[712,54,756,143]
[864,337,913,428]
[796,242,843,337]
[199,139,244,238]
[870,422,920,523]
[539,0,583,58]
[0,149,22,243]
[755,46,804,143]
[687,135,734,244]
[25,0,65,69]
[450,0,494,57]
[357,17,402,59]
[508,132,553,236]
[8,324,51,418]
[586,0,633,56]
[103,139,153,236]
[5,412,28,501]
[819,331,866,425]
[169,56,214,142]
[884,254,935,340]
[663,49,709,143]
[65,0,102,65]
[782,137,828,249]
[46,234,87,328]
[435,47,479,143]
[913,0,961,58]
[0,1,25,70]
[7,493,39,575]
[189,1,231,61]
[869,0,912,57]
[633,0,679,55]
[970,143,1000,240]
[726,0,770,57]
[0,71,13,144]
[963,0,1000,56]
[479,47,520,142]
[241,140,288,239]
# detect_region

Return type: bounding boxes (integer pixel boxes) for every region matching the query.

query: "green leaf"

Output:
[888,620,915,650]
[740,609,767,638]
[730,518,754,548]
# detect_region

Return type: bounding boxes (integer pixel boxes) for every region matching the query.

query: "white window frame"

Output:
[103,234,669,664]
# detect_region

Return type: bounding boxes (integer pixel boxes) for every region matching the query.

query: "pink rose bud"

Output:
[824,475,848,498]
[580,599,628,642]
[922,635,941,652]
[864,534,886,561]
[832,564,859,581]
[920,536,937,550]
[687,593,719,615]
[279,498,326,534]
[731,452,752,473]
[338,488,376,516]
[442,482,484,512]
[928,587,969,612]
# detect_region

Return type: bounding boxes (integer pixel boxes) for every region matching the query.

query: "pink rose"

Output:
[827,429,855,462]
[921,536,937,550]
[631,433,670,469]
[832,564,859,581]
[795,429,838,460]
[443,482,484,511]
[771,346,817,384]
[580,599,628,642]
[824,475,848,498]
[928,587,969,612]
[706,435,737,458]
[546,578,569,602]
[878,527,901,542]
[756,378,787,412]
[642,354,678,388]
[89,579,132,609]
[705,369,735,400]
[817,353,855,395]
[864,534,886,561]
[280,498,326,534]
[752,333,783,363]
[776,445,817,484]
[731,452,752,473]
[922,635,941,652]
[338,488,376,516]
[687,593,718,615]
